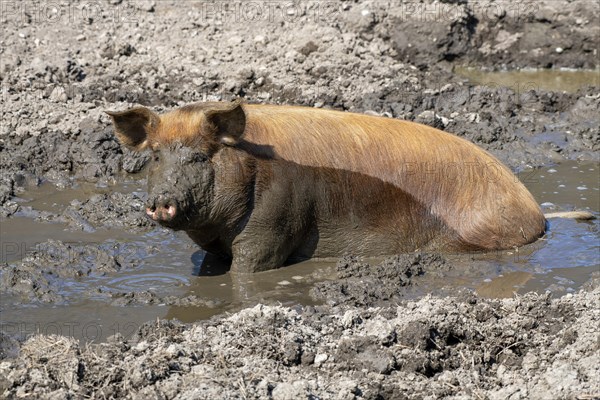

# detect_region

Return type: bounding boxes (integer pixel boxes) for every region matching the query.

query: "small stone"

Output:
[254,35,267,45]
[135,0,155,12]
[298,41,319,56]
[555,47,564,54]
[49,86,67,102]
[76,34,86,41]
[314,353,328,367]
[135,340,149,352]
[228,36,243,45]
[237,67,254,80]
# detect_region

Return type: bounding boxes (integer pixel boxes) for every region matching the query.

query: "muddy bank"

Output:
[2,250,599,398]
[311,254,450,307]
[14,189,153,232]
[1,284,598,399]
[390,0,599,69]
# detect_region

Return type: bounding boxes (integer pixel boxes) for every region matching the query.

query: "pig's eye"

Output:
[152,152,160,163]
[195,152,209,163]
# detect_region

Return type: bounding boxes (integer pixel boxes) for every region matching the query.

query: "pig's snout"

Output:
[146,196,178,222]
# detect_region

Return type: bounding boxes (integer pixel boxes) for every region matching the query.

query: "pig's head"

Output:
[106,101,246,230]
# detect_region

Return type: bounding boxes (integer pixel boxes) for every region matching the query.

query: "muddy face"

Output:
[107,101,247,234]
[145,142,215,230]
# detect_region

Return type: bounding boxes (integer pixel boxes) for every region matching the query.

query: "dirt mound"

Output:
[0,240,143,304]
[390,0,599,69]
[1,287,598,399]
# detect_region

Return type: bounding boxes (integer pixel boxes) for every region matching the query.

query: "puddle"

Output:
[455,67,600,93]
[476,271,534,298]
[1,161,598,341]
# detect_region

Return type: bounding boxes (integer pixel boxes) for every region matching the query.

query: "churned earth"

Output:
[1,285,599,400]
[1,0,599,398]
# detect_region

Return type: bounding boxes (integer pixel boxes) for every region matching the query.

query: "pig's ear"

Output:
[105,107,160,150]
[204,100,246,146]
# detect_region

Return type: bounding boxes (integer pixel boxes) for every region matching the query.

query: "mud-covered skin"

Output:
[141,142,315,273]
[144,143,255,262]
[146,143,214,229]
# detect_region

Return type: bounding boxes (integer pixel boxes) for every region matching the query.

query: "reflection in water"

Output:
[191,251,230,276]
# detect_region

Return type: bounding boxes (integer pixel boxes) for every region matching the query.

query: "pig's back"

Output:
[242,104,545,250]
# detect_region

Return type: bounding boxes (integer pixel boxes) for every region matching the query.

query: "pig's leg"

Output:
[229,163,313,273]
[230,231,295,273]
[230,205,311,273]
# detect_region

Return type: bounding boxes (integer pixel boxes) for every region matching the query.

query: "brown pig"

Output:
[107,100,547,272]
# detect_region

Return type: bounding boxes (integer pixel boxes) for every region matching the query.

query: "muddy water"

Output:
[455,67,600,93]
[1,162,598,342]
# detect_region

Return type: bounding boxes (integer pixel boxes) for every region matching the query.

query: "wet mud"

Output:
[1,0,599,398]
